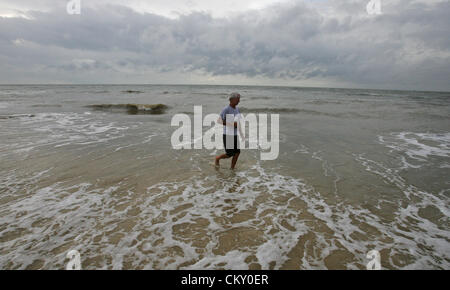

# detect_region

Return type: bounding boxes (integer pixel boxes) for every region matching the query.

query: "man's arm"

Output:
[222,120,238,127]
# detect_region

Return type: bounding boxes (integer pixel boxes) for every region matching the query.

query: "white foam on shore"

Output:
[378,132,450,169]
[1,156,448,270]
[0,163,319,269]
[353,153,450,268]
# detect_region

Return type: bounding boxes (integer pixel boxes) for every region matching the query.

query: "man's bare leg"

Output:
[215,154,230,166]
[230,153,240,169]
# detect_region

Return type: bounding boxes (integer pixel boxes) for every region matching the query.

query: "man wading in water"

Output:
[215,92,242,169]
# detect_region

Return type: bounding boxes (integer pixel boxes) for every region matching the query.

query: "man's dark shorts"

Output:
[223,134,240,157]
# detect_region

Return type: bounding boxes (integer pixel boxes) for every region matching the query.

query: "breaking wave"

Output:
[85,104,169,115]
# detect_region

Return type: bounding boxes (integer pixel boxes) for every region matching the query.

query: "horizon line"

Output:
[0,83,449,94]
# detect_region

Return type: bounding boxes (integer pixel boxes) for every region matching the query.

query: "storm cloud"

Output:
[0,0,449,91]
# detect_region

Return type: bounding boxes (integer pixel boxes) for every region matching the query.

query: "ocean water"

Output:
[0,84,449,269]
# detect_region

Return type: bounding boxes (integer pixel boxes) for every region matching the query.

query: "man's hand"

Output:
[221,120,238,128]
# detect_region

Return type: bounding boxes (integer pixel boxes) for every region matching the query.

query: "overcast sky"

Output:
[0,0,449,91]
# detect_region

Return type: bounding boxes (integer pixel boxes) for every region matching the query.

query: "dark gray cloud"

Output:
[0,0,449,91]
